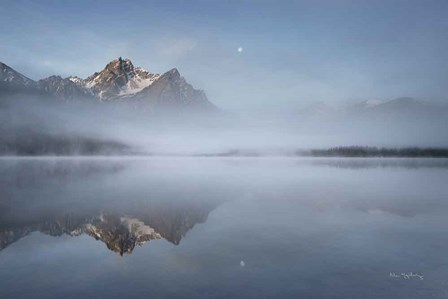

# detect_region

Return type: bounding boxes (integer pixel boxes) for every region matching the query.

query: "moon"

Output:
[238,47,243,53]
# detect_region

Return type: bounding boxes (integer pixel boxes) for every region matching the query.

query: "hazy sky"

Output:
[1,0,447,110]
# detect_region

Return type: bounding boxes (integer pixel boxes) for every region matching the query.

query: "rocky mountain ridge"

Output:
[295,97,446,119]
[84,57,161,100]
[0,62,36,88]
[0,58,217,112]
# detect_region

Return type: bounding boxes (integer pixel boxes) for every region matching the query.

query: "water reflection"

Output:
[1,158,448,298]
[0,158,226,255]
[0,202,216,255]
[0,205,216,255]
[308,157,448,169]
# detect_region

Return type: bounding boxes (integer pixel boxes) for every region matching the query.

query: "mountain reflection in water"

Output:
[0,158,225,255]
[0,204,215,255]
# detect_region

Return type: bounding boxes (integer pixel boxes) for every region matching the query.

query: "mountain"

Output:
[38,75,94,101]
[0,58,217,112]
[366,97,429,112]
[297,97,444,119]
[84,57,160,100]
[0,62,40,97]
[0,62,36,88]
[132,68,216,112]
[347,97,428,111]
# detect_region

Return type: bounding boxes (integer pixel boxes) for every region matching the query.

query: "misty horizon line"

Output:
[2,146,448,158]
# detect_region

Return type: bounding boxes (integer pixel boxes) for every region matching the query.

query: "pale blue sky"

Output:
[1,0,447,110]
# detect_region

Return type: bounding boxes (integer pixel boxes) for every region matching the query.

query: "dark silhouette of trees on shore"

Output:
[307,146,448,158]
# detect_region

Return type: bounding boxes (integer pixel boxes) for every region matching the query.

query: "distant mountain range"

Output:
[0,57,216,112]
[295,97,447,120]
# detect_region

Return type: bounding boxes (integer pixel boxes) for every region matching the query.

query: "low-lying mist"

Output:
[1,93,447,156]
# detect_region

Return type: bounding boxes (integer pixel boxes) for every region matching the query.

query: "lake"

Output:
[1,157,448,298]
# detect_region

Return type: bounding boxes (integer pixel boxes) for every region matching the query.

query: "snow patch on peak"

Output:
[67,76,84,85]
[118,67,161,96]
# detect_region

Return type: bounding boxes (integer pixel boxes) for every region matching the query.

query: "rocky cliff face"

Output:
[133,68,216,112]
[0,62,36,88]
[84,57,160,100]
[38,75,94,101]
[0,62,40,97]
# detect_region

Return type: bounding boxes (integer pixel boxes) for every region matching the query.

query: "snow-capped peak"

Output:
[84,57,160,100]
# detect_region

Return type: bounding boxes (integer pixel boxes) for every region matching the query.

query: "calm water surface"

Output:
[1,157,448,298]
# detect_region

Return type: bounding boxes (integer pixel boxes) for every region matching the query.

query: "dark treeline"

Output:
[0,133,131,156]
[305,146,448,158]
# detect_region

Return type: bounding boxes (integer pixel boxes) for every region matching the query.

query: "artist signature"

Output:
[390,272,424,280]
